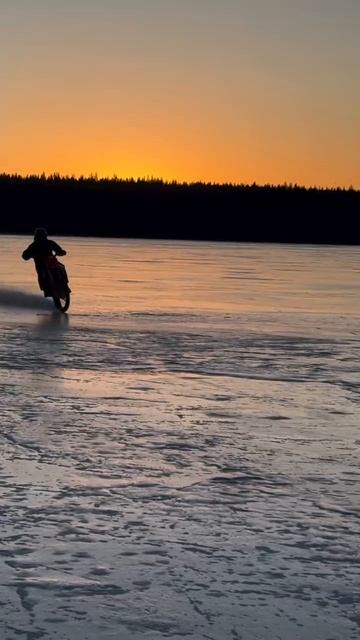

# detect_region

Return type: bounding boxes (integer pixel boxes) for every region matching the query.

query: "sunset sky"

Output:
[1,0,359,187]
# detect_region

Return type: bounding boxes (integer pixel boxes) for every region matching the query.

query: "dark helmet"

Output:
[34,227,48,241]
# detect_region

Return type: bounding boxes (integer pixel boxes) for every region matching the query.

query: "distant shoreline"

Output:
[1,174,359,245]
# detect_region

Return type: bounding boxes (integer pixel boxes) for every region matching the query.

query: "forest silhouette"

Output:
[1,173,359,244]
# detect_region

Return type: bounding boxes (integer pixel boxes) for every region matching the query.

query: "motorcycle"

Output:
[41,256,71,312]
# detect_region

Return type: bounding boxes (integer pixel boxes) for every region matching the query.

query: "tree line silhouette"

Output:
[1,173,359,244]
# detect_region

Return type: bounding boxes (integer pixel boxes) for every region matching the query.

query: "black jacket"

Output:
[22,239,66,271]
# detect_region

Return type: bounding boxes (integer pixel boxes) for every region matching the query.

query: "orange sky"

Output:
[1,1,359,187]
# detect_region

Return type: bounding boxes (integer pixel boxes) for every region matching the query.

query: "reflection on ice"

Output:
[34,311,70,335]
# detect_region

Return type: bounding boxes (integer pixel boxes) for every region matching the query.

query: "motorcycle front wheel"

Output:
[53,292,70,313]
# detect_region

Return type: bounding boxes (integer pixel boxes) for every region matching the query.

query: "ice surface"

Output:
[0,237,359,639]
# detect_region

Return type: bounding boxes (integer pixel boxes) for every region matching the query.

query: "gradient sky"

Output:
[1,0,359,187]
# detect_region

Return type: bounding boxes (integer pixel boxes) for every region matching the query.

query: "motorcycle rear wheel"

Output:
[53,292,70,313]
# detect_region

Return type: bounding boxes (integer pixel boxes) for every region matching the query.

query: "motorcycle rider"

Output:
[22,228,67,296]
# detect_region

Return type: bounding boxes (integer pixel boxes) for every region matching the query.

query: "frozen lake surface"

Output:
[0,237,359,640]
